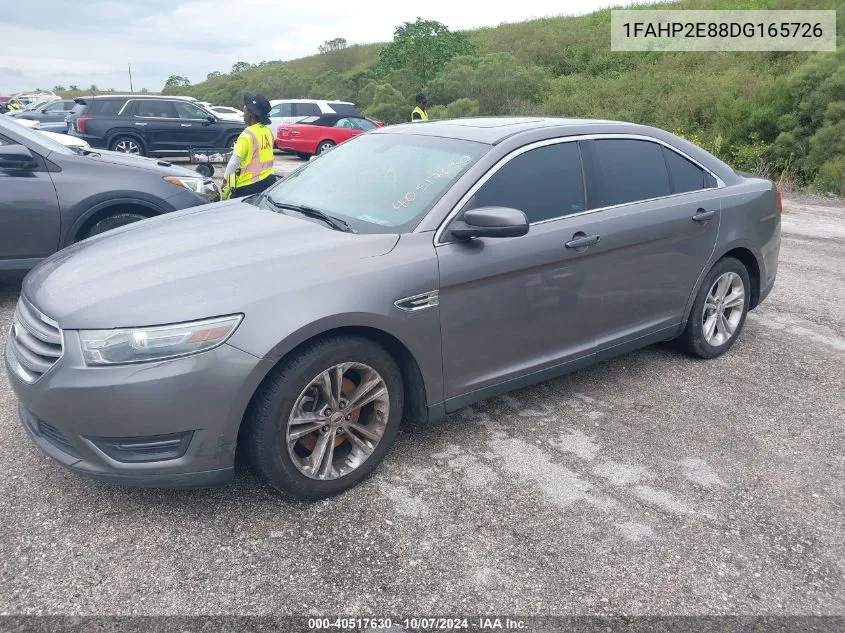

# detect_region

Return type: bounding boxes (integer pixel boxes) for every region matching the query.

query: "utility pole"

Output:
[128,64,134,92]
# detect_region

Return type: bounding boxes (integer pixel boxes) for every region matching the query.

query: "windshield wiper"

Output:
[264,199,355,233]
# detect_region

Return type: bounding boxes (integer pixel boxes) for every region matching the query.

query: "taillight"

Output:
[776,190,783,214]
[76,116,93,134]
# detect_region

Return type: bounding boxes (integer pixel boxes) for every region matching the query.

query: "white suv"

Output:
[267,99,362,139]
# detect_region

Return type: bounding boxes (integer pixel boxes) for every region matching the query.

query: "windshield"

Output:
[263,133,487,233]
[0,118,75,155]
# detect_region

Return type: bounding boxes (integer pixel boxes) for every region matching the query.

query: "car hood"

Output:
[76,150,200,176]
[24,200,400,329]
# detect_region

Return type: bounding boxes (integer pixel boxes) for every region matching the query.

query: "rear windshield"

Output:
[330,103,361,116]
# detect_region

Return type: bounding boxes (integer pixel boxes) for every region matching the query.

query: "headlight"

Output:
[163,176,219,201]
[79,315,242,366]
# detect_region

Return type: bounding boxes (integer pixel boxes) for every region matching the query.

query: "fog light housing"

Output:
[88,431,193,463]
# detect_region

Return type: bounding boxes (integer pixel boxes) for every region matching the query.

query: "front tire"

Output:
[678,257,751,359]
[82,212,148,240]
[243,336,404,500]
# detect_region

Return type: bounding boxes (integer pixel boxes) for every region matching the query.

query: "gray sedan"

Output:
[5,117,781,499]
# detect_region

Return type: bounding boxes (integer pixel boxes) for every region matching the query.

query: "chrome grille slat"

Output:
[7,297,63,384]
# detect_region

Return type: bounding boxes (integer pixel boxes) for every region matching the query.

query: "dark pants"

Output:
[230,174,278,199]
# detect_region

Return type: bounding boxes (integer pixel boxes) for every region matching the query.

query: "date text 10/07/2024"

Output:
[307,617,527,630]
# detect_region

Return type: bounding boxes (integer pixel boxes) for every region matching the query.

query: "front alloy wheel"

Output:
[243,336,403,499]
[287,363,390,480]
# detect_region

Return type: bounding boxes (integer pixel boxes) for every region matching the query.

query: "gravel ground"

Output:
[0,193,842,616]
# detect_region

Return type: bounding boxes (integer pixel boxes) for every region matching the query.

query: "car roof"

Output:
[75,94,195,101]
[375,117,644,144]
[269,99,354,105]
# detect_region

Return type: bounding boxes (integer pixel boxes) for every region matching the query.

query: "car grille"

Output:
[6,297,63,384]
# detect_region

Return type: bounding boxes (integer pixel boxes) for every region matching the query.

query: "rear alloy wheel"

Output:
[316,140,335,155]
[678,257,751,359]
[243,336,403,499]
[110,136,144,155]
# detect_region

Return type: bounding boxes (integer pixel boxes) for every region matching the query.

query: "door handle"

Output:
[565,233,601,249]
[180,123,192,127]
[134,122,147,126]
[692,208,716,222]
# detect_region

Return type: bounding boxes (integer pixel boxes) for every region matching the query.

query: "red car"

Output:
[276,114,383,158]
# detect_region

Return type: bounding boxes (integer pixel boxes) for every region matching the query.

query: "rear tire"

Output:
[316,140,335,155]
[82,212,148,240]
[109,136,145,156]
[243,336,404,500]
[224,134,239,149]
[677,257,751,359]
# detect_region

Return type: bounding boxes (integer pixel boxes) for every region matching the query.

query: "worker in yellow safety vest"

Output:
[411,93,429,122]
[6,100,22,111]
[221,92,277,200]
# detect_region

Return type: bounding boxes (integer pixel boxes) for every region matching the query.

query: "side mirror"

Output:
[204,115,216,125]
[449,206,529,240]
[0,145,37,171]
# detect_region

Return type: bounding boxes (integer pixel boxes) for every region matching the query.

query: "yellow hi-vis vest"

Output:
[230,123,275,189]
[411,106,428,122]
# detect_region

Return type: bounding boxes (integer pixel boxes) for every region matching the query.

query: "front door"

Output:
[172,100,220,149]
[436,140,600,407]
[577,138,722,354]
[0,135,60,268]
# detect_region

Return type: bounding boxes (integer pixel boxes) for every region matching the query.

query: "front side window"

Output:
[350,118,376,131]
[584,139,671,208]
[174,101,210,120]
[466,142,586,223]
[269,103,293,118]
[264,133,487,233]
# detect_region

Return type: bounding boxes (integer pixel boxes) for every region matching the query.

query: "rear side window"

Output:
[83,99,126,116]
[135,100,178,118]
[330,103,361,116]
[467,142,586,223]
[663,147,716,193]
[293,103,321,117]
[585,139,671,208]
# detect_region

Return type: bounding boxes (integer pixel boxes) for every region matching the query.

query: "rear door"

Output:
[0,134,60,267]
[578,137,721,356]
[131,99,181,154]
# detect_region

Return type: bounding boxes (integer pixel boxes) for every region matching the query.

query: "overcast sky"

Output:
[1,0,646,94]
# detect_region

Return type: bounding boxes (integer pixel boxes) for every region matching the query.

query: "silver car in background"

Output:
[5,117,781,499]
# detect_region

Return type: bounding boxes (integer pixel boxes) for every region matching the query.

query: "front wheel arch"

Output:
[67,199,164,245]
[236,326,430,455]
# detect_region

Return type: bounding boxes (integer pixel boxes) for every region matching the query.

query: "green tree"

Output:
[428,98,480,120]
[362,83,408,125]
[68,85,79,91]
[319,38,348,54]
[140,88,149,94]
[376,18,476,84]
[231,61,254,74]
[89,84,98,92]
[53,85,66,92]
[163,75,191,93]
[426,53,548,116]
[207,71,222,81]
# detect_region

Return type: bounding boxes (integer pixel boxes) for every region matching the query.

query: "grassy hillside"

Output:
[176,0,843,193]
